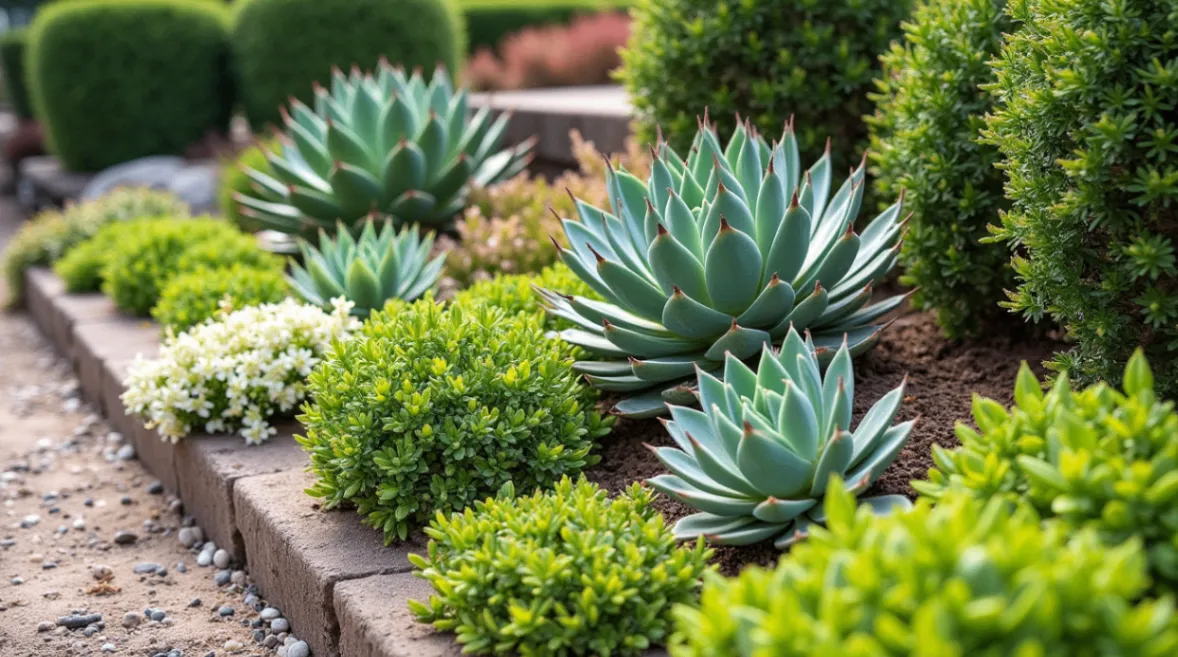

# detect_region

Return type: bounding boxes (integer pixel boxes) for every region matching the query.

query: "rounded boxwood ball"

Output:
[231,0,465,129]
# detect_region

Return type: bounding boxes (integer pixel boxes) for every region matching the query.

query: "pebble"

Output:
[177,527,203,548]
[224,638,243,652]
[218,606,234,617]
[263,635,279,649]
[167,651,181,657]
[113,530,138,545]
[177,562,187,573]
[150,610,166,622]
[270,618,290,633]
[101,643,116,653]
[146,481,164,495]
[243,594,258,607]
[72,517,85,530]
[230,570,247,586]
[212,549,230,569]
[84,497,94,507]
[259,607,281,621]
[37,621,54,633]
[196,551,213,567]
[83,627,99,637]
[134,562,163,575]
[188,597,201,608]
[20,514,40,528]
[115,444,135,460]
[10,577,23,585]
[57,613,102,629]
[286,641,310,657]
[122,612,141,628]
[120,496,133,506]
[91,564,113,580]
[252,629,265,643]
[214,570,231,586]
[41,561,57,570]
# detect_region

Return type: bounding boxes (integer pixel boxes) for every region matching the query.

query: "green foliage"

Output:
[152,265,290,333]
[298,299,613,543]
[985,0,1178,393]
[54,218,155,293]
[235,62,532,237]
[101,217,277,316]
[1,28,33,119]
[231,0,465,129]
[451,262,599,332]
[409,477,712,656]
[649,329,915,548]
[289,221,445,317]
[671,485,1178,656]
[916,350,1178,590]
[218,139,279,233]
[867,0,1014,338]
[459,0,630,53]
[26,0,233,171]
[0,188,189,307]
[542,119,905,417]
[619,0,912,167]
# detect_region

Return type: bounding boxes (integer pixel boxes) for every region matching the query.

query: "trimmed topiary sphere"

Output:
[916,350,1178,591]
[619,0,912,165]
[1,28,33,120]
[26,0,233,171]
[231,0,465,128]
[298,298,613,543]
[409,477,712,657]
[868,0,1014,338]
[985,0,1178,393]
[152,264,290,334]
[671,485,1178,656]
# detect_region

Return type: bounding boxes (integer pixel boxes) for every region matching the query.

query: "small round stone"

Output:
[218,606,234,617]
[270,618,290,633]
[289,642,311,657]
[188,597,201,608]
[146,481,164,495]
[91,564,113,580]
[150,610,166,622]
[196,552,212,567]
[134,562,162,575]
[230,570,247,587]
[259,607,281,621]
[37,621,54,632]
[115,444,135,460]
[167,651,181,657]
[263,634,279,649]
[212,549,230,569]
[176,562,187,573]
[224,638,244,652]
[101,643,116,653]
[10,576,23,585]
[113,530,138,545]
[122,612,141,628]
[252,629,266,643]
[214,570,231,586]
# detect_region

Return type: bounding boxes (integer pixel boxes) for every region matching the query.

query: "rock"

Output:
[212,549,230,569]
[230,570,247,586]
[37,621,54,633]
[41,561,57,570]
[196,551,213,567]
[134,562,162,575]
[80,156,186,201]
[259,607,281,621]
[115,444,135,461]
[122,612,141,628]
[188,597,201,608]
[113,530,138,545]
[263,635,279,649]
[286,641,310,657]
[57,613,102,629]
[90,564,112,580]
[10,577,23,585]
[168,163,219,213]
[243,594,258,607]
[214,570,231,586]
[146,481,164,495]
[270,618,290,633]
[150,610,166,622]
[167,651,181,657]
[120,496,133,506]
[177,526,203,548]
[20,514,40,528]
[72,517,85,530]
[224,638,244,652]
[218,606,234,617]
[277,648,287,657]
[177,562,187,574]
[101,643,116,653]
[84,498,94,507]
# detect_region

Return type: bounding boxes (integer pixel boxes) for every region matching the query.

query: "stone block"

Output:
[235,470,422,657]
[73,316,157,409]
[24,267,64,349]
[174,426,309,562]
[102,356,177,492]
[53,293,119,365]
[334,573,462,657]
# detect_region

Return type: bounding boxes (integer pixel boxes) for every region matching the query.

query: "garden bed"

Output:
[23,262,1063,655]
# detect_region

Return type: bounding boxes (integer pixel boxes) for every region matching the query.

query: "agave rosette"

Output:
[537,116,907,417]
[648,329,916,548]
[235,61,534,240]
[289,219,444,317]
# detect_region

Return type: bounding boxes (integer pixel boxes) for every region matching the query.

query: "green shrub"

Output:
[451,262,599,332]
[409,477,711,656]
[231,0,464,129]
[218,139,279,233]
[26,0,233,171]
[298,299,613,542]
[0,188,189,307]
[915,350,1178,590]
[867,0,1014,338]
[459,0,630,54]
[152,265,290,333]
[101,217,274,316]
[620,0,912,166]
[1,28,33,119]
[985,0,1178,393]
[671,485,1178,656]
[54,218,155,293]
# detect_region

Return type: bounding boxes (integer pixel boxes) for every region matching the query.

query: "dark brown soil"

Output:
[584,309,1061,575]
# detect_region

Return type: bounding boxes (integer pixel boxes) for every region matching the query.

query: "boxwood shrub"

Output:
[410,477,711,656]
[1,28,33,119]
[620,0,912,164]
[916,350,1178,590]
[672,485,1178,655]
[26,0,234,171]
[231,0,464,128]
[451,262,599,333]
[867,0,1014,338]
[984,0,1178,393]
[298,298,613,543]
[54,217,155,293]
[152,264,290,333]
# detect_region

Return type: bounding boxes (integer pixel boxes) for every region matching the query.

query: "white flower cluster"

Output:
[122,297,360,444]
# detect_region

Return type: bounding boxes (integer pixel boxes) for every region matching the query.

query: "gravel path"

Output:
[0,198,309,656]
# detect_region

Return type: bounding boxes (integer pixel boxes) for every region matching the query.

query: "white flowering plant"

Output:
[122,297,359,444]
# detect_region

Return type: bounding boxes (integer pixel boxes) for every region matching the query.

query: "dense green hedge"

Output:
[0,29,33,119]
[459,0,631,53]
[26,0,234,172]
[231,0,464,128]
